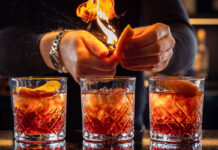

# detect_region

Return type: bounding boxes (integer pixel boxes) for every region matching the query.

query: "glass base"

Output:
[83,130,134,142]
[15,140,66,149]
[150,130,202,142]
[15,131,65,143]
[83,140,134,149]
[150,140,202,150]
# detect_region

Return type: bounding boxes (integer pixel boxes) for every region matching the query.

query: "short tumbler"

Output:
[149,76,204,142]
[80,77,136,141]
[11,77,67,142]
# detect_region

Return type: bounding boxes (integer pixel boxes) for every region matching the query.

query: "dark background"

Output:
[1,0,218,130]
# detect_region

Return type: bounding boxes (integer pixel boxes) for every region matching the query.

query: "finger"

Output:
[121,56,157,68]
[124,49,172,71]
[77,50,117,72]
[125,52,171,72]
[160,49,173,62]
[123,35,175,60]
[126,23,170,50]
[103,53,119,64]
[82,31,109,57]
[126,66,154,71]
[76,66,116,77]
[152,59,170,73]
[151,49,173,72]
[121,48,173,68]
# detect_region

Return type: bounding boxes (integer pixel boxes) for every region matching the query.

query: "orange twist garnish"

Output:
[158,77,199,97]
[115,25,134,60]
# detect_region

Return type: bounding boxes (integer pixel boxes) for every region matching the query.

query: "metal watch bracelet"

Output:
[49,29,70,73]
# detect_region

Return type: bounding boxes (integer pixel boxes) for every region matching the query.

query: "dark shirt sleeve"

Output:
[140,0,197,74]
[0,0,83,77]
[0,28,54,77]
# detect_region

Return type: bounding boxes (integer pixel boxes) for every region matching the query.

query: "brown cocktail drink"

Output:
[11,77,67,143]
[80,77,136,141]
[149,77,204,142]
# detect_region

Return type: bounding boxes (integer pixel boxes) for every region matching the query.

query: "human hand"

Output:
[40,30,117,83]
[119,23,175,72]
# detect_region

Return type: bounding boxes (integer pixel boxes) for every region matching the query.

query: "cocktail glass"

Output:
[149,76,204,142]
[83,140,134,150]
[150,141,202,150]
[11,77,67,143]
[15,140,66,150]
[80,77,136,141]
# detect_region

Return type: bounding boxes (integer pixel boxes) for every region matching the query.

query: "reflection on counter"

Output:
[14,141,66,150]
[150,141,202,150]
[83,140,134,150]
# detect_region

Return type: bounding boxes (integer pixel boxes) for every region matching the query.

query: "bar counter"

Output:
[0,130,218,149]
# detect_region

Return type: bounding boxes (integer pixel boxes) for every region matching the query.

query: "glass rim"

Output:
[11,76,67,81]
[80,76,136,81]
[148,76,205,81]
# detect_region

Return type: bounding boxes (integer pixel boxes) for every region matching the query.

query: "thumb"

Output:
[83,33,109,58]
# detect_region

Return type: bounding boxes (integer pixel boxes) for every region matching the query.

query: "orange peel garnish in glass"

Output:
[158,77,199,97]
[34,81,61,92]
[15,81,61,97]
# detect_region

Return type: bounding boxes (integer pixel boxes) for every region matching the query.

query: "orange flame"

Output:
[76,0,116,23]
[76,0,118,46]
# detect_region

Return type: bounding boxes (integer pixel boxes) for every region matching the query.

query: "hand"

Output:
[120,23,175,72]
[40,30,117,83]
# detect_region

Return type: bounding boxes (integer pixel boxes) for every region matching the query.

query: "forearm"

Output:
[0,27,56,77]
[140,0,197,74]
[161,23,197,74]
[40,31,61,71]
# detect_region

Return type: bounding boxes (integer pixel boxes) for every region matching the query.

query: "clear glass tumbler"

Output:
[149,76,204,142]
[150,140,202,150]
[15,140,66,150]
[11,77,67,143]
[83,140,134,150]
[80,77,136,141]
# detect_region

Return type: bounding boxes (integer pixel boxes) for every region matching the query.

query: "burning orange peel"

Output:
[76,0,116,23]
[115,25,134,60]
[158,77,199,97]
[15,81,61,96]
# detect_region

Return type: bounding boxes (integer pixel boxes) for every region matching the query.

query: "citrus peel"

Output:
[34,81,61,92]
[158,77,199,96]
[115,24,134,60]
[15,81,61,97]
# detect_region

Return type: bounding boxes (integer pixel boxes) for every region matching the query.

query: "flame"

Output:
[76,0,116,23]
[77,0,118,46]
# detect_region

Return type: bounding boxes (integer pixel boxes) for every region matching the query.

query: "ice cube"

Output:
[97,109,108,121]
[87,94,99,108]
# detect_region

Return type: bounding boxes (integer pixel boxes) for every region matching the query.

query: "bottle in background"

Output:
[182,0,197,15]
[193,29,209,78]
[212,0,218,11]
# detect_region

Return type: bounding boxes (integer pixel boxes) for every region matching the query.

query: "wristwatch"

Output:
[49,30,70,73]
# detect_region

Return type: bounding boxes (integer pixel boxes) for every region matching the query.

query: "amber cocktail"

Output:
[149,77,204,142]
[11,77,67,142]
[80,77,136,141]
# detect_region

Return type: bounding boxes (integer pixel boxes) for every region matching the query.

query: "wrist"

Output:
[50,30,72,73]
[40,32,60,70]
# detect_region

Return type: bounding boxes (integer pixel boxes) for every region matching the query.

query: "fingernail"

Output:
[110,55,119,63]
[100,51,109,57]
